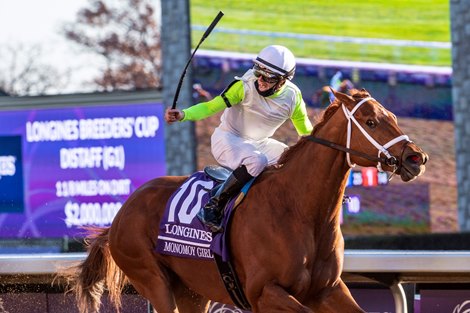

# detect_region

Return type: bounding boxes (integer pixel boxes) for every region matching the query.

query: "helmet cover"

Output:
[253,45,296,80]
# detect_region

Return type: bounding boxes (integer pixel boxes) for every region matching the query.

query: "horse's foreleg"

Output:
[307,280,365,313]
[254,282,313,313]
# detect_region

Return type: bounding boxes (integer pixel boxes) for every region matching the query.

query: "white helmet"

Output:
[253,45,296,80]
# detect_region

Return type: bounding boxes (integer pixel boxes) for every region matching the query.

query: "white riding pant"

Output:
[210,127,288,177]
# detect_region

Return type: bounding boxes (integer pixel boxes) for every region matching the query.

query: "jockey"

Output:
[165,45,313,232]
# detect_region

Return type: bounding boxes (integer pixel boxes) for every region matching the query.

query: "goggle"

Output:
[253,64,281,84]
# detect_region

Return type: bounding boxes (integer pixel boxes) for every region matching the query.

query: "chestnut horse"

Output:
[64,89,428,313]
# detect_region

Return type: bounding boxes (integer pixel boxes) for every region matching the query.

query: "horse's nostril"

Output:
[407,154,421,164]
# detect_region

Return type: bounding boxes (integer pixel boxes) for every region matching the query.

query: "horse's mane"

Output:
[275,89,369,167]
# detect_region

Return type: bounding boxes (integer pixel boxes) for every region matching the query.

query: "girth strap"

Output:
[213,253,251,311]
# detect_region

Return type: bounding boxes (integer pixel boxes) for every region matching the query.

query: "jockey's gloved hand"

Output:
[165,108,185,124]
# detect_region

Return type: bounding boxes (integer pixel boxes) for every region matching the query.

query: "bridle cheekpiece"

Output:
[341,97,410,171]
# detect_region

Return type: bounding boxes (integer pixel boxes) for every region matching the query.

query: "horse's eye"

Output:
[366,120,376,128]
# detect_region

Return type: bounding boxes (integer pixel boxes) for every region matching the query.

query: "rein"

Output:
[307,96,410,173]
[305,135,397,166]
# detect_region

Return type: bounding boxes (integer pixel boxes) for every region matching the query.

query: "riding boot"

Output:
[197,165,253,233]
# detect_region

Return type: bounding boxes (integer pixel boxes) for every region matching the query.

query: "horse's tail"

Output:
[60,227,127,313]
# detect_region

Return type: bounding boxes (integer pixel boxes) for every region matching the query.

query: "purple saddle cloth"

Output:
[156,171,252,262]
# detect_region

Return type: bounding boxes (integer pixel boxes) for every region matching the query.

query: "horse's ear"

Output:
[360,88,371,95]
[330,88,355,105]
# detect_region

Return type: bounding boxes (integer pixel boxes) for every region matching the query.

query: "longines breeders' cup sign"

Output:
[0,103,166,239]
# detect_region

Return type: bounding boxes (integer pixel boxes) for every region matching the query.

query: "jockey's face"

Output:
[253,63,281,88]
[256,75,278,91]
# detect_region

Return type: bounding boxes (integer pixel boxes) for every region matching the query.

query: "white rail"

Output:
[2,250,469,276]
[0,252,84,274]
[344,250,470,273]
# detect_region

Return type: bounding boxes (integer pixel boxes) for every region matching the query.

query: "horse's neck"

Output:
[278,121,350,224]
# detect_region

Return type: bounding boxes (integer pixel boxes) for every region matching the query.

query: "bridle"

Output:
[307,97,411,173]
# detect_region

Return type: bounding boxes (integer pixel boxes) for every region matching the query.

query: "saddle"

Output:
[204,165,231,183]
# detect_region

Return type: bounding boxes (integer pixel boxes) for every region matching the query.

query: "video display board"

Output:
[342,167,430,235]
[0,102,166,238]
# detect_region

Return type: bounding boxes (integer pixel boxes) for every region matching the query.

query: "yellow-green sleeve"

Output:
[181,96,226,121]
[291,93,313,136]
[182,81,244,121]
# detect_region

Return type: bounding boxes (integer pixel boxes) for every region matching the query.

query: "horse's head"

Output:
[331,88,428,182]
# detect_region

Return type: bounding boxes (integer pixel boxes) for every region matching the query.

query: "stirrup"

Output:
[199,166,250,233]
[197,208,224,233]
[207,222,223,233]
